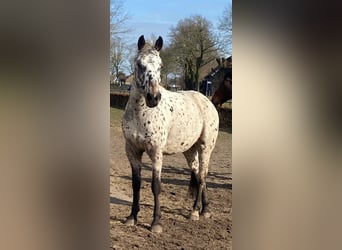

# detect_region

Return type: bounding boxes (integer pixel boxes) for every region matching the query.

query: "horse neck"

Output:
[221,87,232,104]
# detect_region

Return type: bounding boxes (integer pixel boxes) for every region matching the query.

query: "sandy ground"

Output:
[110,107,232,249]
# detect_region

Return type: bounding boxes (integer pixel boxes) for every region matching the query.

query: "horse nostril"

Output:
[146,92,161,107]
[146,93,153,101]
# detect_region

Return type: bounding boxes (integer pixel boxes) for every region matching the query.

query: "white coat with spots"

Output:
[122,35,219,233]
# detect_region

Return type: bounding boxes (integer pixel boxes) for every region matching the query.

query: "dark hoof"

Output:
[151,224,163,233]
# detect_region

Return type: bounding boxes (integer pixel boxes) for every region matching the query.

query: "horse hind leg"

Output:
[188,141,214,220]
[200,177,211,219]
[198,145,213,219]
[184,147,199,197]
[183,146,201,221]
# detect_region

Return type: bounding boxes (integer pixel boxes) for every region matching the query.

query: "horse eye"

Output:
[137,62,145,70]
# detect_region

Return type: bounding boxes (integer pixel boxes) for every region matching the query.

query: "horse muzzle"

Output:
[146,92,161,108]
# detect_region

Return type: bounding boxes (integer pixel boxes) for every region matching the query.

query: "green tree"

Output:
[160,45,180,87]
[169,15,219,91]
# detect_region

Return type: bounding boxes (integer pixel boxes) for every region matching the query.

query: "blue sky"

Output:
[121,0,232,45]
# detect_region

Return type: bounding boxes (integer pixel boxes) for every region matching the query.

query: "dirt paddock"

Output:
[110,107,232,249]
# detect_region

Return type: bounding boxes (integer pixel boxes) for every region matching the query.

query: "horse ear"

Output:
[138,35,145,50]
[154,36,163,51]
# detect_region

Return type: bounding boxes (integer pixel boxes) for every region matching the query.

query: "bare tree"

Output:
[169,15,219,91]
[110,0,133,80]
[110,0,131,38]
[110,37,127,83]
[218,4,232,56]
[125,43,137,75]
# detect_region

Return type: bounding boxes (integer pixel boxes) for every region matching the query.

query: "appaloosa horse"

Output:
[122,35,219,233]
[211,73,232,107]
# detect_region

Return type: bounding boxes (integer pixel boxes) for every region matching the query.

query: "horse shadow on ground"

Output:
[110,198,170,227]
[208,170,232,181]
[110,196,154,209]
[144,163,232,189]
[110,196,189,222]
[110,196,131,206]
[160,206,190,219]
[119,173,232,190]
[142,164,232,179]
[142,163,191,175]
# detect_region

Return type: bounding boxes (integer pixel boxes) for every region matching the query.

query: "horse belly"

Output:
[163,117,202,154]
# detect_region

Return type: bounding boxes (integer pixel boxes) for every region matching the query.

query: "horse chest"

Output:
[122,107,170,150]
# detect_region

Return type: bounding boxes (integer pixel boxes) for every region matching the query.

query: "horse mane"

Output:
[224,69,232,80]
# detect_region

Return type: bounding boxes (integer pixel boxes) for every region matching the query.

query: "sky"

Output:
[120,0,232,45]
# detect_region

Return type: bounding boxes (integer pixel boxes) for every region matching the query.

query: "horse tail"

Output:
[188,171,199,199]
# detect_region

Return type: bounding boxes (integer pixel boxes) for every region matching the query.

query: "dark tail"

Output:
[188,171,199,199]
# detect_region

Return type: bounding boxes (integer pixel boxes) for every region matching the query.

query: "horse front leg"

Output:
[148,148,163,233]
[125,143,143,226]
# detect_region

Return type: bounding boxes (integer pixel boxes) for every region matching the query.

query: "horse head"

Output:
[212,74,232,107]
[134,35,163,108]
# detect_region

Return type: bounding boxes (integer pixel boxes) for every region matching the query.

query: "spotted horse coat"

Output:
[122,35,219,233]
